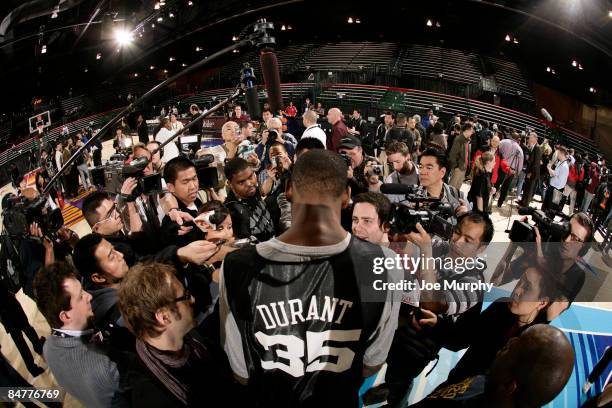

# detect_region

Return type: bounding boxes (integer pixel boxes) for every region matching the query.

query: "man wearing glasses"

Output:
[417,147,469,224]
[492,211,595,321]
[82,189,148,266]
[118,262,237,406]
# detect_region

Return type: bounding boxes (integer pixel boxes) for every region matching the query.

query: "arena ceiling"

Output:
[0,0,611,111]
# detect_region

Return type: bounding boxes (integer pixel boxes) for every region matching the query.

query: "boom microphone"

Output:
[541,108,553,122]
[260,48,283,113]
[242,63,261,120]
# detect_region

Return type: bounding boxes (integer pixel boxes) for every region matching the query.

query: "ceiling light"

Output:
[232,49,239,53]
[134,73,139,77]
[151,23,155,28]
[589,87,596,93]
[51,11,58,19]
[435,21,440,27]
[150,65,155,70]
[169,56,175,61]
[159,0,166,6]
[96,52,102,60]
[115,29,134,47]
[572,60,578,67]
[426,19,433,27]
[551,69,556,74]
[232,35,238,41]
[195,46,201,51]
[356,18,361,24]
[281,25,286,31]
[513,38,519,44]
[157,16,163,22]
[546,67,551,72]
[84,67,88,72]
[608,9,612,18]
[578,64,583,70]
[154,2,160,10]
[169,12,175,18]
[287,25,293,30]
[181,63,187,67]
[505,34,511,42]
[163,69,168,73]
[41,45,47,54]
[348,17,354,24]
[188,1,194,5]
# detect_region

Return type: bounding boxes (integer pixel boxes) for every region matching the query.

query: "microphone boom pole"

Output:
[43,18,276,195]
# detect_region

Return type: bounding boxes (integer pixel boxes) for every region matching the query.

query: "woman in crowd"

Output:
[468,151,495,213]
[439,262,559,384]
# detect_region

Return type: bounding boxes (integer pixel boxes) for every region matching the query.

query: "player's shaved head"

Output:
[487,324,574,408]
[290,150,347,199]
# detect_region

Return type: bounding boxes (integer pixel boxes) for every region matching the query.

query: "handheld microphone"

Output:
[541,108,553,122]
[241,63,261,120]
[260,48,283,113]
[379,183,419,195]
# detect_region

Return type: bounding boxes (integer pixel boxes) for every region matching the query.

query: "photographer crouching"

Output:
[492,209,595,321]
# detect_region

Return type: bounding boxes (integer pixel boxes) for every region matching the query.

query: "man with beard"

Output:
[119,263,238,406]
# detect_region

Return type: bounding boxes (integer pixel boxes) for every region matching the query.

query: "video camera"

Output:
[509,206,570,242]
[2,193,64,240]
[380,184,455,239]
[99,155,162,199]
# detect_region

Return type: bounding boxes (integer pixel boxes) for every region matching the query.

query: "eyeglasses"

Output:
[174,289,192,303]
[567,232,584,243]
[92,203,118,229]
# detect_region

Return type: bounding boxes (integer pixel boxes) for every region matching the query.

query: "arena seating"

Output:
[481,56,534,101]
[401,44,482,86]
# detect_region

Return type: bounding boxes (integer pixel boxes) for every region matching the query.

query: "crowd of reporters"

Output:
[0,100,609,407]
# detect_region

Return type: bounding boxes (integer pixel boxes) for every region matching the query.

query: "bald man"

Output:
[255,117,296,168]
[411,324,574,408]
[326,107,349,151]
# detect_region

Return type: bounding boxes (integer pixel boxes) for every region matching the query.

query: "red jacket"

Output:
[328,120,349,151]
[586,162,601,194]
[567,164,585,185]
[472,149,510,185]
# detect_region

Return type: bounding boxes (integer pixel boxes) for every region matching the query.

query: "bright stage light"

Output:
[115,29,134,47]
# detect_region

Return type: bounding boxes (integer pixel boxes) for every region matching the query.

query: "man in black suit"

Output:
[519,132,542,206]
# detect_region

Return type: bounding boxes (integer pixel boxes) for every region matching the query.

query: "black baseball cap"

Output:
[338,135,361,150]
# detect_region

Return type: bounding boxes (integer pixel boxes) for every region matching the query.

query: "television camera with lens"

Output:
[1,193,64,240]
[381,184,455,239]
[508,206,570,242]
[102,155,162,199]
